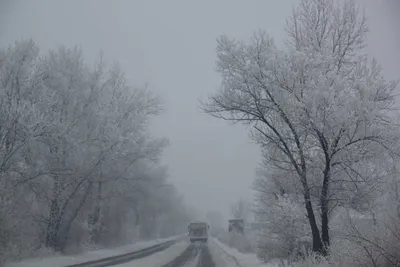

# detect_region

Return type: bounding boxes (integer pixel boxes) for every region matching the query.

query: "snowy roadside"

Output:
[210,238,276,267]
[5,234,185,267]
[213,238,335,267]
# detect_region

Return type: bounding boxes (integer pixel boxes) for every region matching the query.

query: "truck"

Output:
[228,219,244,234]
[188,222,209,242]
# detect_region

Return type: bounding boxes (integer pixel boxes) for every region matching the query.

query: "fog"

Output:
[0,0,398,222]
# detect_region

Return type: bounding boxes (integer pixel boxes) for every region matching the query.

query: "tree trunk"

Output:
[321,162,331,250]
[134,204,140,226]
[304,195,325,255]
[90,181,102,244]
[300,173,326,255]
[46,177,62,251]
[320,206,329,248]
[59,183,92,252]
[46,198,60,250]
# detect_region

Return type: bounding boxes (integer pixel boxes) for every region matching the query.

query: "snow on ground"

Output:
[208,240,238,267]
[210,238,277,267]
[5,235,184,267]
[115,239,190,267]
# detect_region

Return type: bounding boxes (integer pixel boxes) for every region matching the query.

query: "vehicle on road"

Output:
[188,222,209,242]
[228,219,244,234]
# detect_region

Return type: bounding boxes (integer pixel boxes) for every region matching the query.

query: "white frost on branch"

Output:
[0,40,191,263]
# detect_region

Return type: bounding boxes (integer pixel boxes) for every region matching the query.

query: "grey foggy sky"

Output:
[0,0,398,221]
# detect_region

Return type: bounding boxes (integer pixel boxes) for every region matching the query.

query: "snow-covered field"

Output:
[5,235,184,267]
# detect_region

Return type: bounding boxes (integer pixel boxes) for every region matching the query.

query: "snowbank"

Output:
[217,230,257,254]
[211,238,275,267]
[5,235,184,267]
[212,238,335,267]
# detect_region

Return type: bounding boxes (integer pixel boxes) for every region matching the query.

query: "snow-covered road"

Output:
[116,237,268,267]
[114,240,191,267]
[6,237,271,267]
[116,241,215,267]
[5,235,184,267]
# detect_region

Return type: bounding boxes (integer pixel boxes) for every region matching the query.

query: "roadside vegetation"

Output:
[202,0,400,266]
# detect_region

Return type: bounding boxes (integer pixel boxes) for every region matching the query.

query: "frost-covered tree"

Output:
[201,0,398,255]
[0,40,190,262]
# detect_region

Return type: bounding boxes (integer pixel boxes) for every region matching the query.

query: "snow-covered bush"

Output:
[278,173,400,267]
[218,230,256,254]
[256,194,312,262]
[331,176,400,267]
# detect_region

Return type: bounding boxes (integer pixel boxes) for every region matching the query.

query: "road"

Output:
[6,236,249,267]
[114,238,241,267]
[161,242,214,267]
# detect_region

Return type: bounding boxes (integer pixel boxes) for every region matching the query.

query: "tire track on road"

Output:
[209,239,242,267]
[162,242,216,267]
[161,243,197,267]
[196,243,215,267]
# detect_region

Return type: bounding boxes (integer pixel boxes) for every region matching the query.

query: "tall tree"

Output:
[201,0,398,254]
[0,40,191,260]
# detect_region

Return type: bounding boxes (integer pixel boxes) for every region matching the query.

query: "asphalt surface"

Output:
[162,242,216,267]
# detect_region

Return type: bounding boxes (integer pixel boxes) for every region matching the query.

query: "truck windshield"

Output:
[190,228,205,236]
